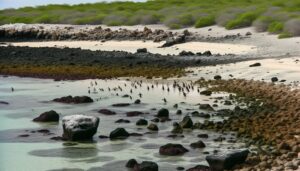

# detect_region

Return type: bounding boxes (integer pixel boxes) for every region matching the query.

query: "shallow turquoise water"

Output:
[0,76,245,171]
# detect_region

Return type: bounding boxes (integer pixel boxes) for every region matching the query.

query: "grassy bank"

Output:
[0,0,300,38]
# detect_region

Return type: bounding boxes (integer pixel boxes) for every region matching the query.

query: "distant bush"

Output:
[74,14,106,25]
[216,8,245,26]
[253,16,274,32]
[194,16,215,28]
[267,21,283,33]
[225,11,259,29]
[33,15,60,24]
[102,14,128,26]
[284,19,300,36]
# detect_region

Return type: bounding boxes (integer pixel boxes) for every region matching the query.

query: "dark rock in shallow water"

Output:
[134,99,141,104]
[159,143,188,156]
[161,35,185,47]
[202,51,212,56]
[179,50,195,56]
[115,119,130,123]
[198,134,209,138]
[206,149,249,171]
[171,122,183,134]
[179,116,193,129]
[109,128,130,140]
[199,104,214,111]
[0,101,9,105]
[126,159,138,168]
[213,75,222,80]
[134,161,158,171]
[136,48,147,53]
[136,119,148,126]
[200,90,212,96]
[157,108,169,118]
[53,95,93,104]
[249,62,261,67]
[176,110,182,115]
[147,123,159,131]
[33,110,59,122]
[112,103,130,107]
[186,165,210,171]
[190,140,206,148]
[98,109,116,115]
[271,77,279,82]
[62,115,99,141]
[126,111,143,117]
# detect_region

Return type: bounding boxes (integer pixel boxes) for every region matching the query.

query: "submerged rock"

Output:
[159,143,189,156]
[109,128,130,140]
[98,109,116,115]
[190,140,206,148]
[126,159,138,168]
[62,115,99,141]
[136,119,148,126]
[206,149,249,171]
[171,122,183,134]
[33,110,59,122]
[200,90,212,96]
[112,103,130,107]
[134,99,141,104]
[186,165,210,171]
[179,116,193,129]
[157,108,169,118]
[53,95,93,104]
[0,101,9,105]
[134,161,158,171]
[199,104,214,111]
[136,48,147,53]
[147,123,159,131]
[213,75,222,80]
[126,111,143,117]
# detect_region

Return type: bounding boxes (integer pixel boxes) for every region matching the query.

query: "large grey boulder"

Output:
[206,149,249,171]
[62,115,99,141]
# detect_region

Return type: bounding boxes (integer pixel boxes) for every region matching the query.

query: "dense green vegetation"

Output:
[0,0,300,38]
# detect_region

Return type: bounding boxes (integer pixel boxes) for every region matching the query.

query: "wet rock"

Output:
[18,134,30,137]
[157,108,169,118]
[50,136,65,141]
[147,123,158,131]
[186,165,210,171]
[190,140,206,148]
[224,100,232,105]
[206,149,249,171]
[161,35,185,47]
[246,32,252,36]
[199,104,214,111]
[115,119,130,123]
[37,129,50,134]
[136,119,148,126]
[151,118,160,123]
[0,101,9,105]
[136,48,147,53]
[271,77,279,82]
[197,134,209,138]
[134,99,141,104]
[179,51,195,56]
[133,161,158,171]
[109,128,130,140]
[62,115,99,141]
[202,51,212,56]
[129,133,143,137]
[126,159,138,168]
[192,111,210,118]
[98,135,109,139]
[171,122,183,134]
[112,103,130,107]
[176,110,182,115]
[98,109,116,115]
[179,116,193,129]
[126,111,143,117]
[159,143,189,156]
[249,62,261,67]
[176,166,185,170]
[214,75,222,80]
[200,90,212,96]
[33,110,59,122]
[53,95,93,104]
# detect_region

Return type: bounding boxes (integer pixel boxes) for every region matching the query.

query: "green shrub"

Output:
[194,16,215,28]
[178,14,194,26]
[226,11,259,29]
[267,21,283,33]
[33,15,60,23]
[74,14,106,24]
[278,32,292,39]
[252,16,274,32]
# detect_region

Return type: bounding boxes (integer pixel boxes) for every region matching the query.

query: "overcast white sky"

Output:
[0,0,145,9]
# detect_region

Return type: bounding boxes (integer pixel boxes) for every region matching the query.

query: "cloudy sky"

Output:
[0,0,145,9]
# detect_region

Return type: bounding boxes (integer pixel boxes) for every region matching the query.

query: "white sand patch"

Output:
[9,40,256,55]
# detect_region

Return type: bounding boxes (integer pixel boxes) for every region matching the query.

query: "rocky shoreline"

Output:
[196,79,300,171]
[0,24,248,43]
[0,46,254,80]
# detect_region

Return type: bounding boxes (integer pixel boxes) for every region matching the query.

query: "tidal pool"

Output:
[0,76,245,171]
